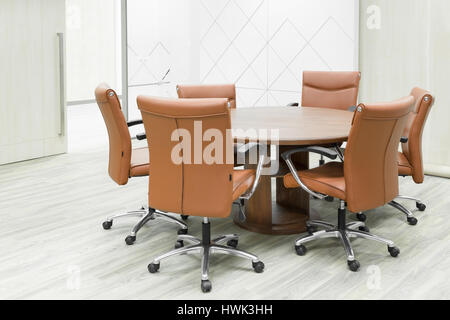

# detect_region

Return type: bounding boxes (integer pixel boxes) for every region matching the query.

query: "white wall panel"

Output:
[126,0,358,112]
[198,0,358,107]
[359,0,450,177]
[126,0,194,119]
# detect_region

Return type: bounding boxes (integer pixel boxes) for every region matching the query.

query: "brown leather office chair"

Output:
[299,71,361,110]
[176,84,237,109]
[357,88,434,226]
[176,83,251,218]
[137,96,265,293]
[95,84,187,245]
[282,96,414,271]
[289,71,361,177]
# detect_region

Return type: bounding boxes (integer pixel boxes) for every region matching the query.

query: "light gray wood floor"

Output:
[0,148,449,300]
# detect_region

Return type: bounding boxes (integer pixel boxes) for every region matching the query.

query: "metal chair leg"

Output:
[124,211,156,245]
[294,200,399,272]
[130,212,154,237]
[210,244,260,263]
[338,230,356,261]
[201,247,211,281]
[154,212,188,231]
[396,195,427,212]
[389,200,418,226]
[104,210,147,224]
[347,229,395,248]
[396,195,424,204]
[307,220,335,230]
[178,235,202,245]
[212,234,239,245]
[295,230,340,246]
[151,244,203,265]
[147,219,264,293]
[346,221,366,230]
[103,207,188,245]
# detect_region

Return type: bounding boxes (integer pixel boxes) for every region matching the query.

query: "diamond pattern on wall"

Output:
[128,41,171,85]
[199,0,357,107]
[125,0,357,115]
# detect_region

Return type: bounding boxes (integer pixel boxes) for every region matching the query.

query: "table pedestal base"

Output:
[234,149,310,235]
[233,201,308,235]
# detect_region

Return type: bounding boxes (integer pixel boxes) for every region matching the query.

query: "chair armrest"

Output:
[287,102,299,107]
[136,133,147,141]
[281,147,337,200]
[400,137,408,143]
[239,152,265,202]
[233,143,266,221]
[281,146,338,161]
[127,119,143,127]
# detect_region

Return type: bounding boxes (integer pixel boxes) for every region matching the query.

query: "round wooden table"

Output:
[231,107,354,235]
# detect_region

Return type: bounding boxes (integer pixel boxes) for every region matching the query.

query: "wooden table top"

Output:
[231,106,354,146]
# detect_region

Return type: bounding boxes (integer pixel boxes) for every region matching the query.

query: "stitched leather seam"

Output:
[140,111,228,119]
[303,84,357,91]
[383,121,397,203]
[103,98,130,183]
[175,118,185,215]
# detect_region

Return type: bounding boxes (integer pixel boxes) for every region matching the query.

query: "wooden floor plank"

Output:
[0,149,449,300]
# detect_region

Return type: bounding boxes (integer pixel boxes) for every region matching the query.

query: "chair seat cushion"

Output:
[398,152,413,176]
[284,162,346,200]
[232,169,256,201]
[130,147,150,177]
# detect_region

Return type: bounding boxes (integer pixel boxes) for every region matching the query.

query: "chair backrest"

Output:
[302,71,361,110]
[95,84,131,186]
[401,87,434,183]
[137,96,234,218]
[177,84,237,109]
[344,96,414,213]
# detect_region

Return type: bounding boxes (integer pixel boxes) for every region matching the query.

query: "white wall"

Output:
[126,0,194,120]
[66,0,120,102]
[198,0,359,107]
[125,0,359,119]
[359,0,450,177]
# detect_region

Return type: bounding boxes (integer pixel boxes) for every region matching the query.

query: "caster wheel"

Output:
[356,213,367,222]
[175,240,184,249]
[416,203,426,212]
[348,260,360,272]
[295,245,307,256]
[306,225,318,235]
[227,239,238,248]
[319,160,325,166]
[102,221,112,230]
[125,235,136,246]
[388,246,400,257]
[177,228,188,235]
[148,263,160,274]
[201,280,212,293]
[358,226,370,232]
[252,261,265,273]
[325,196,334,202]
[407,217,418,226]
[181,215,189,221]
